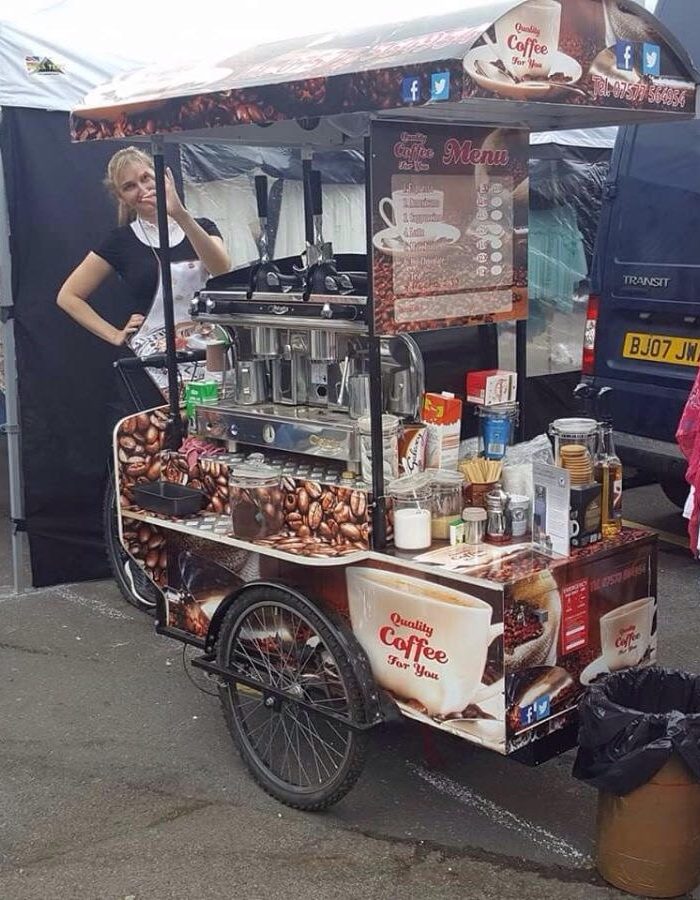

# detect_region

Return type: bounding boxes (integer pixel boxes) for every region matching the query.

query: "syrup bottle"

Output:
[594,420,623,537]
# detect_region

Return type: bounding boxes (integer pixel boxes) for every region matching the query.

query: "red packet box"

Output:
[466,369,517,406]
[421,392,462,470]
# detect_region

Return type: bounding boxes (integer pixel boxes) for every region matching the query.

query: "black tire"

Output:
[103,478,160,614]
[217,584,368,810]
[660,479,689,511]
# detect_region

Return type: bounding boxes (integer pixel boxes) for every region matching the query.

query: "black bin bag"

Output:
[573,667,700,795]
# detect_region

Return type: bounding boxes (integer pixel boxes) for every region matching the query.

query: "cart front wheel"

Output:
[217,585,368,810]
[103,479,160,614]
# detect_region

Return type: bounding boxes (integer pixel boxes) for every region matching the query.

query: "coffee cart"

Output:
[72,0,698,809]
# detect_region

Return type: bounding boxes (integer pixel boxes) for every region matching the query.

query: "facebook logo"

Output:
[519,694,551,727]
[430,71,450,101]
[643,42,661,76]
[615,40,636,72]
[402,76,421,103]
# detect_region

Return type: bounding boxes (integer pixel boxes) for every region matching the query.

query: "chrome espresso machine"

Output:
[188,171,424,471]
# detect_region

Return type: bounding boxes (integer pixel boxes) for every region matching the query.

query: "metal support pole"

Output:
[364,134,386,551]
[515,317,527,441]
[151,137,183,450]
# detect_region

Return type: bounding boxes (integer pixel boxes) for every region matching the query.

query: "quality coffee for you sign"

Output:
[463,0,697,111]
[370,121,528,336]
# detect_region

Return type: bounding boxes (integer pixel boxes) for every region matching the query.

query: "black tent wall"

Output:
[1,108,179,586]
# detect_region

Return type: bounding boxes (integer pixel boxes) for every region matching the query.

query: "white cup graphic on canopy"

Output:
[494,0,562,80]
[378,189,444,245]
[346,567,503,717]
[599,596,654,671]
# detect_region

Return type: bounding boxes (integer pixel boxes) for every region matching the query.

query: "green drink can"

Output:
[184,379,218,423]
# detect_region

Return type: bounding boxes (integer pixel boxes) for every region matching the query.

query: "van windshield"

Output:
[615,122,700,266]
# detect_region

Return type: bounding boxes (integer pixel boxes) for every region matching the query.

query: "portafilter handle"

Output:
[254,174,270,264]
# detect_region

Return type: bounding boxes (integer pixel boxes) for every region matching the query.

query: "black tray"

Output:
[132,481,205,517]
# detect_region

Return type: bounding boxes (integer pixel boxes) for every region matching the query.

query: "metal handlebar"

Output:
[114,348,206,371]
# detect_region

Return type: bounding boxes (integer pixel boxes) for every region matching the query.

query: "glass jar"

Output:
[228,462,283,540]
[387,472,432,551]
[548,417,598,466]
[358,414,400,484]
[476,402,519,460]
[427,469,465,540]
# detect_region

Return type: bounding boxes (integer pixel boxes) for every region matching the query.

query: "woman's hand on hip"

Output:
[113,313,145,346]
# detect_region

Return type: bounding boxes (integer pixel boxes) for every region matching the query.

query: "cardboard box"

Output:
[597,755,700,898]
[570,483,602,548]
[421,392,462,470]
[466,369,517,406]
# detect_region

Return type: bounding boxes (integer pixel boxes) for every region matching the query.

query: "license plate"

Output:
[622,332,700,367]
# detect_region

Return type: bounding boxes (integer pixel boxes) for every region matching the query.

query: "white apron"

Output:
[127,219,222,394]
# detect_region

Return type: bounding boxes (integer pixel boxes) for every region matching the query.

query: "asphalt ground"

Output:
[1,446,698,899]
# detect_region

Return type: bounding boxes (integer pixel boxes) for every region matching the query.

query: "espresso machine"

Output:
[189,168,423,468]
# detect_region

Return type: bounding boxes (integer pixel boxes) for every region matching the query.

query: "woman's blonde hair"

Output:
[103,146,153,226]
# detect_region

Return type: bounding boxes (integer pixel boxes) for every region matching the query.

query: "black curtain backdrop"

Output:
[1,108,179,586]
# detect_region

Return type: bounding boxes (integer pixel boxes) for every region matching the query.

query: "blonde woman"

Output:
[58,146,230,350]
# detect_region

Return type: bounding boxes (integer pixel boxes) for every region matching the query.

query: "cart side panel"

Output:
[114,406,169,508]
[302,558,507,754]
[160,531,264,639]
[504,533,657,754]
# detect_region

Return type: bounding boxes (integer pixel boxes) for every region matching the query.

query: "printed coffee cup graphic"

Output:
[600,596,654,671]
[494,0,562,80]
[346,567,502,717]
[464,0,583,101]
[374,187,460,254]
[580,596,656,685]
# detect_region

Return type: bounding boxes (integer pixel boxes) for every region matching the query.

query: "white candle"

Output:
[393,507,432,550]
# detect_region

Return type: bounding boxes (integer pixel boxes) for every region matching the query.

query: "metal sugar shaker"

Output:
[485,485,510,543]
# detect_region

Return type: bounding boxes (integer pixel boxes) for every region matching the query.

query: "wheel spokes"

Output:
[227,601,355,792]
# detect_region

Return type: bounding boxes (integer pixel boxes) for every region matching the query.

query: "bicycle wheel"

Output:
[103,478,160,614]
[217,584,368,810]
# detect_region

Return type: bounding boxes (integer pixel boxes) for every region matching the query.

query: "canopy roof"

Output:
[71,0,699,144]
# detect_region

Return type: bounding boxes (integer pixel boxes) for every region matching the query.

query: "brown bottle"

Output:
[594,422,622,537]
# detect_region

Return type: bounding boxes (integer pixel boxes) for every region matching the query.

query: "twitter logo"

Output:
[431,71,450,101]
[643,43,661,76]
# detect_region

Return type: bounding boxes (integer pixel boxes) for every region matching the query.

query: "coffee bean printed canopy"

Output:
[70,0,699,145]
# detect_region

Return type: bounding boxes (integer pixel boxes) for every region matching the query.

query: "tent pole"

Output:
[0,144,25,594]
[1,319,25,594]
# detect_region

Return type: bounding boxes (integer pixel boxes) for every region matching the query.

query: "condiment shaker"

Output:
[485,486,510,544]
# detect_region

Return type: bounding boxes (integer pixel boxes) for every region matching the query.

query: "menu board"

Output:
[370,122,528,336]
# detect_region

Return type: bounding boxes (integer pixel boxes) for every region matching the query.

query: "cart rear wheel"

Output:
[217,585,368,810]
[103,479,159,614]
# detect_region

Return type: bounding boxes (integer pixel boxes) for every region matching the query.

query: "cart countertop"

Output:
[121,504,655,586]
